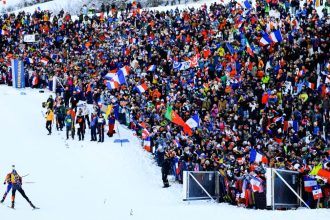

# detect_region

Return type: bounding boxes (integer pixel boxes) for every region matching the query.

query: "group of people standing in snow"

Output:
[0,0,330,209]
[43,94,115,143]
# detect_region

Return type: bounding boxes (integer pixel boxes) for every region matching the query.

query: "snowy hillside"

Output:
[0,86,330,220]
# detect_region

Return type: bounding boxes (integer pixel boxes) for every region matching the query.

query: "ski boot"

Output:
[29,201,36,209]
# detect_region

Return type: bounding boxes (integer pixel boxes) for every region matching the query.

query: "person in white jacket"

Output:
[82,103,90,128]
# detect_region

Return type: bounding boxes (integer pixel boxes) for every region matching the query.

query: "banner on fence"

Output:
[11,59,25,88]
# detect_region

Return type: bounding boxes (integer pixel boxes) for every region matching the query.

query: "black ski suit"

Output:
[161,157,172,187]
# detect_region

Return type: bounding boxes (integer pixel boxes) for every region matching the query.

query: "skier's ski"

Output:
[32,207,40,210]
[7,206,15,210]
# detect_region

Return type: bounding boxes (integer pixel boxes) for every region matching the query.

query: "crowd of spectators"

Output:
[0,0,330,209]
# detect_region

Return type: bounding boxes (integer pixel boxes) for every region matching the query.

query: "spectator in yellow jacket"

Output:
[45,108,54,135]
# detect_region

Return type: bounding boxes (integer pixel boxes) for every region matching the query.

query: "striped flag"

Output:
[147,65,156,72]
[0,29,9,35]
[303,176,317,192]
[250,176,262,192]
[142,128,150,140]
[269,30,283,43]
[306,82,315,90]
[312,185,323,200]
[259,33,273,46]
[104,80,119,90]
[143,136,151,152]
[298,69,305,77]
[40,57,49,65]
[235,15,244,28]
[135,83,148,93]
[185,114,200,129]
[118,66,130,76]
[114,66,130,84]
[104,71,117,80]
[250,149,268,164]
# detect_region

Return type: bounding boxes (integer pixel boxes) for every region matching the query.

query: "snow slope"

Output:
[0,86,330,220]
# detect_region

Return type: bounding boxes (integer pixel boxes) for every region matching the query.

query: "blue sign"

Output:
[11,59,25,88]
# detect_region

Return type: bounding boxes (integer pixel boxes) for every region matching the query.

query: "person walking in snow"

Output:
[45,108,54,135]
[97,113,106,142]
[8,166,37,209]
[0,172,13,203]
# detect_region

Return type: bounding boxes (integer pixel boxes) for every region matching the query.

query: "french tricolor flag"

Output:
[40,57,49,65]
[303,176,317,192]
[144,136,151,152]
[185,114,200,129]
[104,80,119,90]
[250,176,262,192]
[136,83,148,93]
[259,33,273,46]
[249,149,268,164]
[306,82,315,90]
[142,128,150,140]
[116,66,130,84]
[104,72,117,80]
[147,65,156,72]
[269,30,283,43]
[235,16,244,28]
[298,69,305,77]
[118,66,130,76]
[312,185,323,200]
[0,30,9,35]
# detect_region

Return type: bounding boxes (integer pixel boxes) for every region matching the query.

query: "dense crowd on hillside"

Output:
[0,0,330,209]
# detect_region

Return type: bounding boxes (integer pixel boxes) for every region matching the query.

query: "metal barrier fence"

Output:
[183,171,218,201]
[182,169,307,210]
